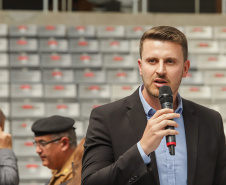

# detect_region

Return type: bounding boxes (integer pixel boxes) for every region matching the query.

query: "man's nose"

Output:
[35,144,42,153]
[156,62,166,75]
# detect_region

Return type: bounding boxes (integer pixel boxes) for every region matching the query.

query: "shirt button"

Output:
[134,175,138,179]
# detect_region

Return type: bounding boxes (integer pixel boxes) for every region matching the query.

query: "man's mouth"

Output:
[154,78,167,84]
[39,155,46,160]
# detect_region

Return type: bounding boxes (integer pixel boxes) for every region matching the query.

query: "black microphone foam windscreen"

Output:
[159,86,173,105]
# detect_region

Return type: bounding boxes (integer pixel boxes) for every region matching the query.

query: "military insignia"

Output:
[63,169,69,173]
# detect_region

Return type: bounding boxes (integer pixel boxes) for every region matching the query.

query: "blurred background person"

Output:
[67,137,85,185]
[0,109,19,185]
[31,115,78,185]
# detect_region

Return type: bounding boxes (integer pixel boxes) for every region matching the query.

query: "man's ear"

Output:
[61,137,70,151]
[138,58,142,76]
[182,60,190,78]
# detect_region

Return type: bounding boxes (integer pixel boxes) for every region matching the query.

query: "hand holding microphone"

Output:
[159,85,176,155]
[140,86,179,156]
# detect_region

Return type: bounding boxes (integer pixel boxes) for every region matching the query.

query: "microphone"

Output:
[159,85,176,155]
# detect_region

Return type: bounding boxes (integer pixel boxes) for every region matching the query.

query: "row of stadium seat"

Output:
[1,84,226,120]
[1,53,226,70]
[2,38,226,54]
[1,25,226,39]
[1,69,226,85]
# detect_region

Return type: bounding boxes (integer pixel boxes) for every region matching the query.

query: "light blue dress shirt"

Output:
[137,85,187,185]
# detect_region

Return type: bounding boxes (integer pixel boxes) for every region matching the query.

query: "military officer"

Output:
[31,115,77,185]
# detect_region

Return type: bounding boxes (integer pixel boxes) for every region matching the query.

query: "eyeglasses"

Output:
[33,137,62,148]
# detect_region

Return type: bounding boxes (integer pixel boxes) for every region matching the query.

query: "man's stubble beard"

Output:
[142,71,184,99]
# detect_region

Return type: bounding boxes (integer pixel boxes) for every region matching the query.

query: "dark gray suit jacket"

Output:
[82,88,226,185]
[0,149,19,185]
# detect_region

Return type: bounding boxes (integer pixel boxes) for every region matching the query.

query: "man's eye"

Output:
[149,59,156,63]
[166,60,174,64]
[39,142,47,146]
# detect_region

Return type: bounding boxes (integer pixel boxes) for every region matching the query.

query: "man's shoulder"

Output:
[182,98,220,115]
[95,87,140,111]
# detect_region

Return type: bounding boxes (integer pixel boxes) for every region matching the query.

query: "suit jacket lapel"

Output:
[126,88,160,185]
[125,88,147,140]
[182,99,199,185]
[127,101,147,140]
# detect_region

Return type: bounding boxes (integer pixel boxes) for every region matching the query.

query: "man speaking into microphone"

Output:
[82,26,226,185]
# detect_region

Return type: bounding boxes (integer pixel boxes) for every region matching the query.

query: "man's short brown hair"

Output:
[139,26,188,61]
